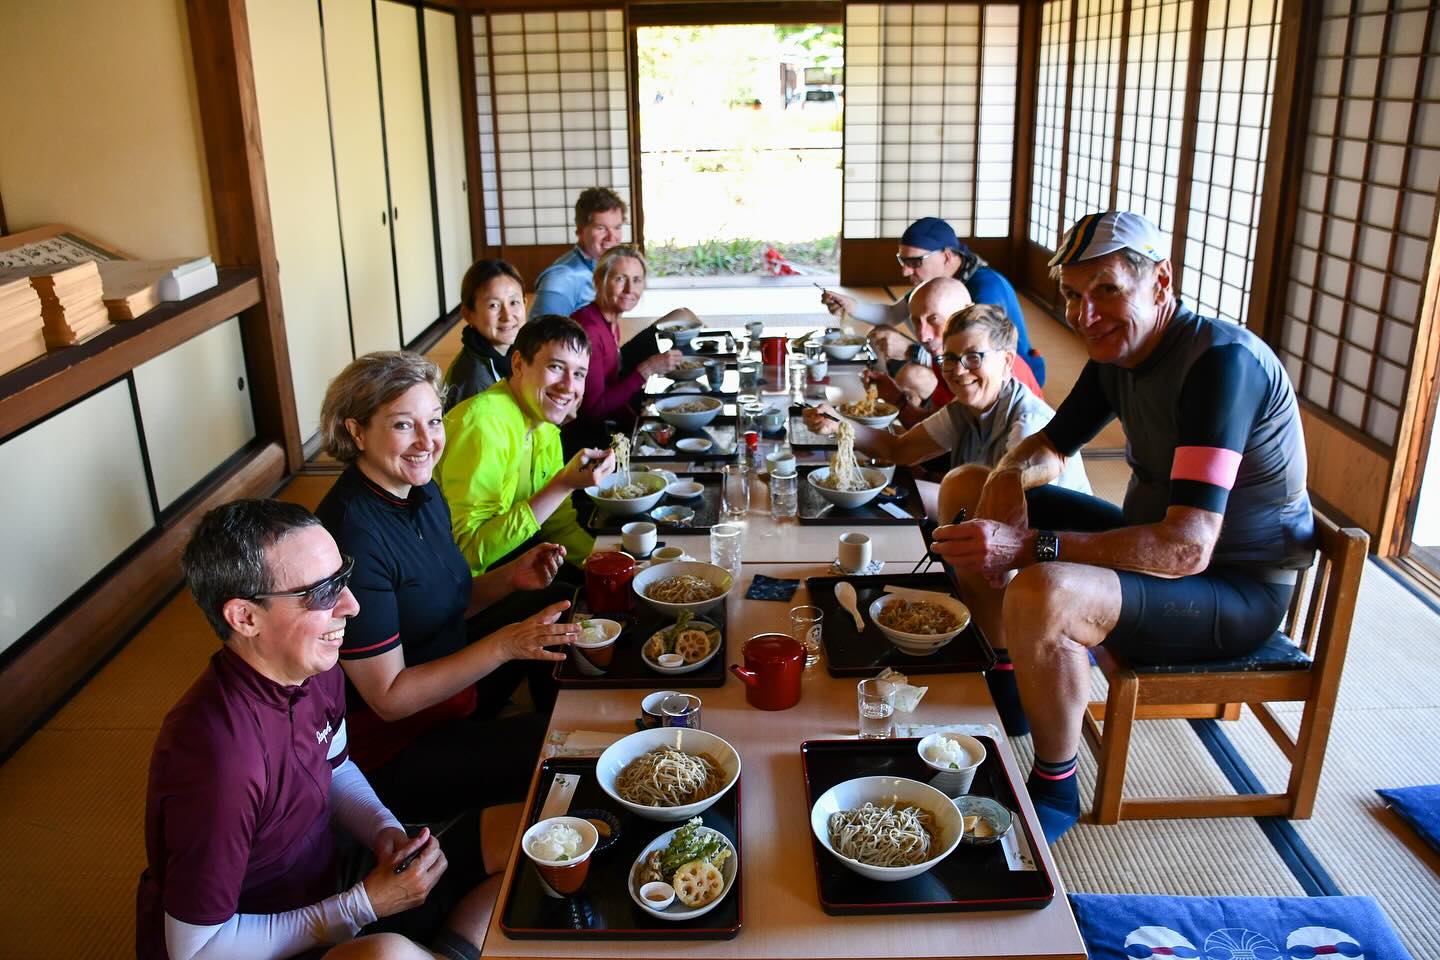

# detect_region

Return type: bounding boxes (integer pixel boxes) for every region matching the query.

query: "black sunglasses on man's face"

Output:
[247,555,355,611]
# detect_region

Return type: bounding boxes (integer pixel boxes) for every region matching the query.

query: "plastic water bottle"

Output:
[770,470,798,520]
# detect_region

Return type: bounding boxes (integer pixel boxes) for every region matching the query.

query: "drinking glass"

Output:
[736,360,760,402]
[857,678,896,738]
[804,338,824,363]
[788,357,808,402]
[720,465,750,519]
[789,604,824,668]
[709,522,744,574]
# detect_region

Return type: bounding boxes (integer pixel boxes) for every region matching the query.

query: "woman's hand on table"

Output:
[801,402,841,435]
[561,447,615,489]
[638,349,684,378]
[491,599,578,662]
[510,543,567,591]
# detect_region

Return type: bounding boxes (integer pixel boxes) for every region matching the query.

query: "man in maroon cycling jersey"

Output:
[933,211,1313,844]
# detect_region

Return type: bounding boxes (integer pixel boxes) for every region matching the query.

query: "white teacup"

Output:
[650,545,686,563]
[622,521,658,557]
[838,532,872,573]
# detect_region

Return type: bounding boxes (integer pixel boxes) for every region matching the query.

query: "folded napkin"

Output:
[875,667,928,712]
[830,558,885,576]
[746,573,800,601]
[545,729,626,758]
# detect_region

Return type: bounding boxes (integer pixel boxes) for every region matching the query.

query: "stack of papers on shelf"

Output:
[97,258,184,320]
[0,262,112,346]
[0,276,47,375]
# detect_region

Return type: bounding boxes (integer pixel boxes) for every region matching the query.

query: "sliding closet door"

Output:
[377,0,441,343]
[323,0,402,356]
[425,7,473,311]
[247,0,352,438]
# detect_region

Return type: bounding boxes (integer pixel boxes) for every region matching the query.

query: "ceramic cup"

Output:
[838,532,872,574]
[520,816,600,897]
[621,521,658,557]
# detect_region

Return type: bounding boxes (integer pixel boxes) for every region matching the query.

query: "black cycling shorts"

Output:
[1025,485,1293,664]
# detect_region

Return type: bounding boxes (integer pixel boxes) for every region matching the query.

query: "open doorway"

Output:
[635,24,842,280]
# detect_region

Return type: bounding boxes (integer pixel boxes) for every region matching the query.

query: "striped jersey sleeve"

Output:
[1171,343,1267,514]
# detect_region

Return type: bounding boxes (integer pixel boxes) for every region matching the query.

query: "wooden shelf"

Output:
[0,268,260,439]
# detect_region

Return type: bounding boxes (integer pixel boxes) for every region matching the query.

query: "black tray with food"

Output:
[687,330,739,358]
[800,737,1054,915]
[584,474,721,533]
[553,590,729,688]
[804,573,995,676]
[796,467,924,525]
[499,757,743,939]
[633,418,739,462]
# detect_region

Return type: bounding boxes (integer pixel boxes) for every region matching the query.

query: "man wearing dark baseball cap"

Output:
[931,210,1314,844]
[818,216,1045,388]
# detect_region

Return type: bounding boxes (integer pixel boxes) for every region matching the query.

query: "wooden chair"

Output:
[1081,510,1369,823]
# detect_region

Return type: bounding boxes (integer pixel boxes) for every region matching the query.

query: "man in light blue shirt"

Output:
[528,187,627,319]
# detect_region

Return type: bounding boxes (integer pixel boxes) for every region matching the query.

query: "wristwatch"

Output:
[1033,531,1060,563]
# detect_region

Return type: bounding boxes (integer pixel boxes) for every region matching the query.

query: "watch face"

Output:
[1035,532,1059,562]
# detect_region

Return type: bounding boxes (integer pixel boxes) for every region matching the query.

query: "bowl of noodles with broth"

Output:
[806,419,887,508]
[597,727,742,822]
[585,471,668,517]
[809,776,963,882]
[654,395,724,429]
[632,560,733,617]
[867,592,971,655]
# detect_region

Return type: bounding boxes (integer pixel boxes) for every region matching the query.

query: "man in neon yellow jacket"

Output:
[439,315,615,575]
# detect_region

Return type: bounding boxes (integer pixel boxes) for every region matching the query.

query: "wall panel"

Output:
[0,383,154,654]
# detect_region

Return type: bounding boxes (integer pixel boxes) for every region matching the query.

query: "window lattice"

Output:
[480,10,631,246]
[1115,0,1190,237]
[1277,0,1439,448]
[1030,0,1070,249]
[1180,0,1280,328]
[1063,0,1121,227]
[843,3,1020,241]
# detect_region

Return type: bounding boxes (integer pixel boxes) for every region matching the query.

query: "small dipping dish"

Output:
[641,422,675,447]
[953,795,1012,845]
[567,807,622,856]
[665,479,704,499]
[651,505,696,526]
[657,653,685,669]
[639,881,676,910]
[676,437,714,454]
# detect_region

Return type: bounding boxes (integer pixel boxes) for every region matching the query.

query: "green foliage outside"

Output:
[646,236,839,277]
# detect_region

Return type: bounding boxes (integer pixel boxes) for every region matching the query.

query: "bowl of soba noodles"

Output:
[586,471,668,517]
[654,395,724,430]
[597,727,742,821]
[632,560,733,617]
[807,466,888,510]
[809,776,963,882]
[867,592,971,655]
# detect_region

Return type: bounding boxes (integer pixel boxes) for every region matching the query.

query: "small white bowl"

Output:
[821,332,867,361]
[586,472,668,516]
[632,560,733,617]
[658,317,703,347]
[861,457,897,484]
[665,479,704,499]
[596,727,742,822]
[868,592,971,655]
[638,880,676,911]
[628,824,737,919]
[917,732,987,797]
[809,776,963,882]
[655,395,723,429]
[675,437,714,454]
[668,358,708,380]
[806,466,887,509]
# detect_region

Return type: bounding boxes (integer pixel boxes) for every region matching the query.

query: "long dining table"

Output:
[479,466,1087,960]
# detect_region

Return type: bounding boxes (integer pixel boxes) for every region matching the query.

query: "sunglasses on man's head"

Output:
[247,555,355,611]
[895,249,942,269]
